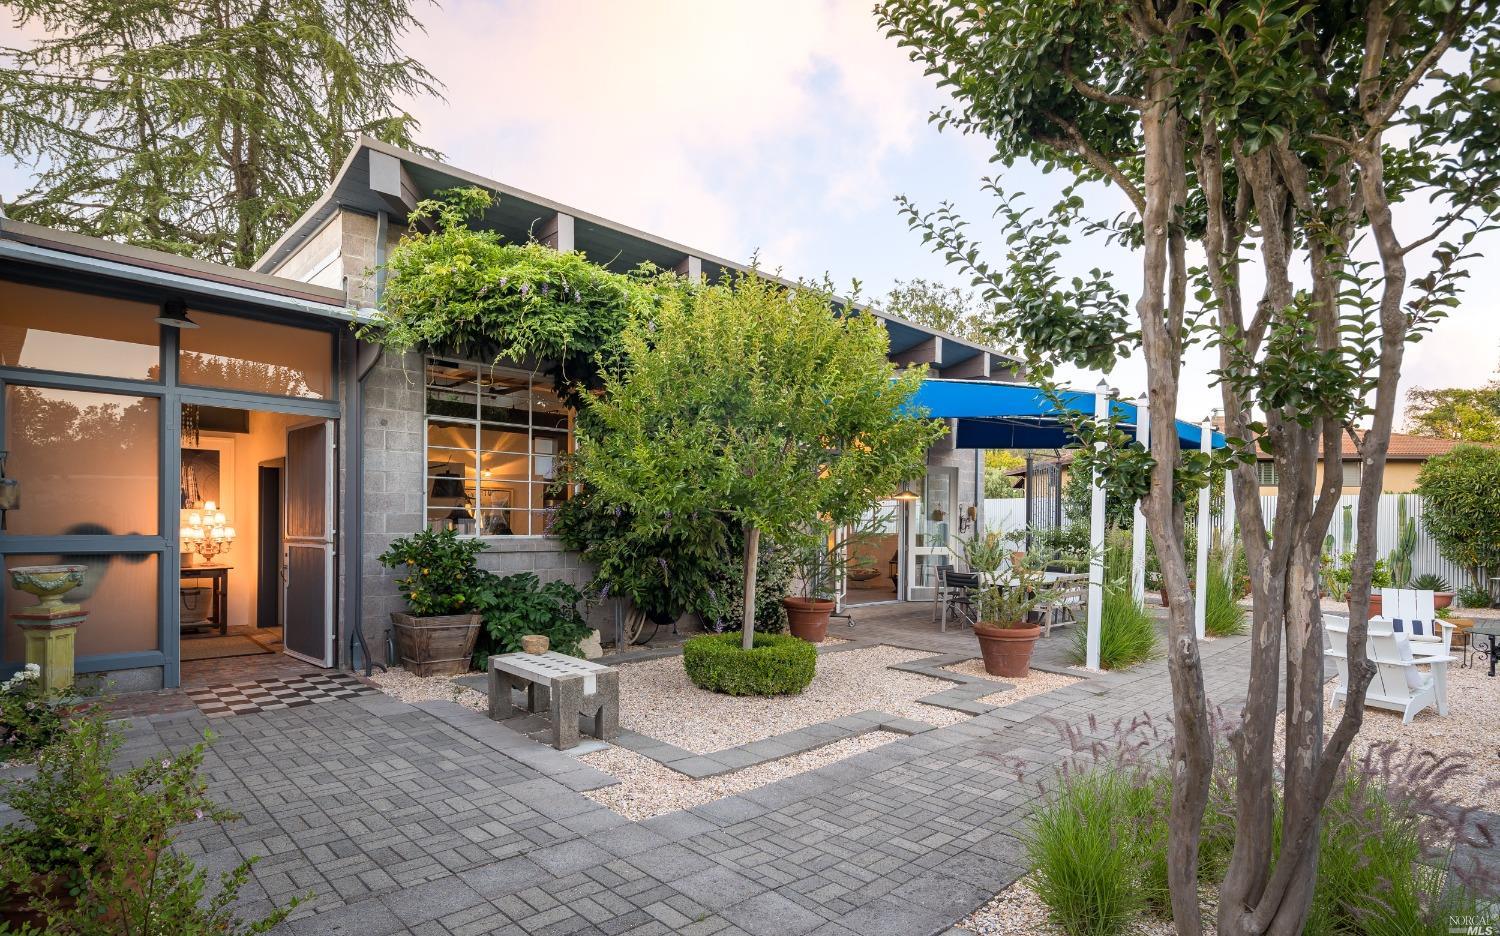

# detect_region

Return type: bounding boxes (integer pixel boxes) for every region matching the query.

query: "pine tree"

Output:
[0,0,442,267]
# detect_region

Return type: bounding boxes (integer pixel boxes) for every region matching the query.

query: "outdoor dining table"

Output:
[1469,619,1500,677]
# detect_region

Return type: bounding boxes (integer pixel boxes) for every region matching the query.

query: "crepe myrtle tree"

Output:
[573,271,944,651]
[878,1,1499,934]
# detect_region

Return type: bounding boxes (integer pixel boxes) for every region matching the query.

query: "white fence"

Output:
[1257,492,1472,590]
[984,497,1029,536]
[987,492,1473,590]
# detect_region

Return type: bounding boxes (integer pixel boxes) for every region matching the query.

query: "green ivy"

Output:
[360,186,664,398]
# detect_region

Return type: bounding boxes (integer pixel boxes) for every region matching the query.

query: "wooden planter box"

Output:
[390,612,482,676]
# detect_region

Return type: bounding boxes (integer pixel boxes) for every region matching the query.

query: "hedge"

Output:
[682,632,817,696]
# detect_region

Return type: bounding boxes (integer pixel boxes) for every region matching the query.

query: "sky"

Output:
[2,0,1496,427]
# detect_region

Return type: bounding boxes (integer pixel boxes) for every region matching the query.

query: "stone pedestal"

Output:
[14,608,87,693]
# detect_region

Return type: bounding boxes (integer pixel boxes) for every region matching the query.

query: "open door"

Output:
[283,420,334,666]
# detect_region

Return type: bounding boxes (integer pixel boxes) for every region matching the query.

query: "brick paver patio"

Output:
[11,612,1261,936]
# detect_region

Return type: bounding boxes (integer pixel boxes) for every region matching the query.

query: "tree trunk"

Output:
[741,525,760,650]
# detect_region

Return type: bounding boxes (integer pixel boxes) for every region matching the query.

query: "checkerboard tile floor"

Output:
[185,672,380,718]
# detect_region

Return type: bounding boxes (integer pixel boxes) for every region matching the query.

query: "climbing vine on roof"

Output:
[359,186,667,396]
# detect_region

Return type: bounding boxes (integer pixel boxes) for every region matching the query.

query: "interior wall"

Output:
[183,410,299,630]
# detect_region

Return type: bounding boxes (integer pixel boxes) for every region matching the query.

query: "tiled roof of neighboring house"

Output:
[1254,431,1462,461]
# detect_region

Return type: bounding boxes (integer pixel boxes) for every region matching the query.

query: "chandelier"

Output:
[181,501,236,564]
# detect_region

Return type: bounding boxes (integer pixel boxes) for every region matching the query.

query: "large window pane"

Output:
[0,279,160,381]
[424,359,574,537]
[5,386,159,536]
[179,310,332,399]
[3,553,159,660]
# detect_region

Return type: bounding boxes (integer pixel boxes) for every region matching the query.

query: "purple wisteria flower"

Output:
[519,283,531,296]
[498,277,508,288]
[599,583,610,599]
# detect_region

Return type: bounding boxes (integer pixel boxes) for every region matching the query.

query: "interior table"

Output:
[181,565,231,636]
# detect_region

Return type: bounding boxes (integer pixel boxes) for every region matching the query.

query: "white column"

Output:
[1086,380,1109,670]
[1194,417,1212,640]
[1221,466,1236,575]
[1131,392,1150,604]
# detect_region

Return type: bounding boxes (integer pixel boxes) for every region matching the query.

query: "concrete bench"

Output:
[487,651,619,750]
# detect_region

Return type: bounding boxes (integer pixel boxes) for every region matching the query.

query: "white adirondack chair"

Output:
[1326,615,1451,724]
[1379,587,1454,646]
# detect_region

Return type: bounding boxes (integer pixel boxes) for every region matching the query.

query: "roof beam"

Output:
[889,335,942,368]
[368,150,419,215]
[674,255,702,281]
[943,351,991,380]
[538,212,575,252]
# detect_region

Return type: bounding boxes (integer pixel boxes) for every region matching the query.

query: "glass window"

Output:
[424,359,574,536]
[4,386,160,536]
[1256,461,1279,487]
[1340,461,1361,488]
[3,553,159,660]
[0,279,160,381]
[179,310,333,399]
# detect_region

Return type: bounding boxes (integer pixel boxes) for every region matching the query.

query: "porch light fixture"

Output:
[156,298,199,329]
[892,480,920,503]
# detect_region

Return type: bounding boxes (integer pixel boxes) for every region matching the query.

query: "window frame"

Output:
[1256,460,1279,487]
[422,357,573,539]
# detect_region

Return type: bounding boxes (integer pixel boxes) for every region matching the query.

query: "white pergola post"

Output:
[1194,417,1212,640]
[1221,466,1236,575]
[1086,380,1109,670]
[1131,392,1150,605]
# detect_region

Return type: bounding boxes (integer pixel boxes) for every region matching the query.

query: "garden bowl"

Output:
[8,565,87,613]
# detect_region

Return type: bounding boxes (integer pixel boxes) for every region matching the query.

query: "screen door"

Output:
[282,420,334,666]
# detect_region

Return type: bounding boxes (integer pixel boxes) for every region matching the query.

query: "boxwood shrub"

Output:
[682,632,817,696]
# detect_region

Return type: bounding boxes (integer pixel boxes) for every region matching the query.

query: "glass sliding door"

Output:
[845,500,902,606]
[908,467,957,602]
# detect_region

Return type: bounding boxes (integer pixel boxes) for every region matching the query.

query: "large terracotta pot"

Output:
[974,622,1041,678]
[782,597,834,643]
[1368,594,1383,617]
[1434,591,1455,610]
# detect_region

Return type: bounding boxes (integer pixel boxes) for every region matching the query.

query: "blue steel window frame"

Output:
[0,269,343,688]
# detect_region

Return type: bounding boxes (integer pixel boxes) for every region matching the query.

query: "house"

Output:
[1254,432,1461,495]
[0,136,1019,690]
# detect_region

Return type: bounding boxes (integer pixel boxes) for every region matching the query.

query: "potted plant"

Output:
[1411,572,1455,608]
[377,528,487,675]
[960,531,1055,677]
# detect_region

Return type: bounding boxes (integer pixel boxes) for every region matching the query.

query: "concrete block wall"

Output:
[359,349,602,664]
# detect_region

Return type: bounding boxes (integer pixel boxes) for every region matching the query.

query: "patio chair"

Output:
[1326,615,1451,724]
[939,571,982,633]
[1034,574,1088,638]
[1379,587,1454,647]
[930,563,955,622]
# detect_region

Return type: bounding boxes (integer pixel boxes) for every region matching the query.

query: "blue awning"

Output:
[909,379,1225,450]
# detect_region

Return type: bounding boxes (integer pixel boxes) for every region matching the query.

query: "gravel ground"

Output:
[959,876,1212,935]
[941,660,1082,706]
[612,645,971,753]
[580,731,902,820]
[369,666,487,713]
[1274,665,1499,806]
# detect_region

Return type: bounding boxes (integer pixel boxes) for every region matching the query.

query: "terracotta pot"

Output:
[974,622,1041,678]
[1368,594,1383,617]
[1158,587,1170,608]
[1434,592,1455,610]
[782,597,834,643]
[390,612,482,676]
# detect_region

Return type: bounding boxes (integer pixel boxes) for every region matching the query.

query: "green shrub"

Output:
[1069,535,1158,670]
[376,527,489,616]
[0,712,299,932]
[1024,770,1151,935]
[471,572,591,666]
[1204,556,1247,638]
[1,665,94,761]
[1457,583,1492,608]
[682,632,816,696]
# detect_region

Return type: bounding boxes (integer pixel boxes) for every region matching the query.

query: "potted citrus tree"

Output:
[377,528,486,675]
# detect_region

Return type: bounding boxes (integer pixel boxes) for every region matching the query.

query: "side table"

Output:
[180,565,231,636]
